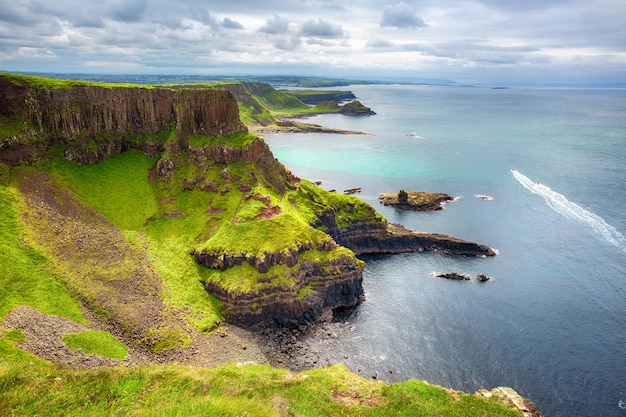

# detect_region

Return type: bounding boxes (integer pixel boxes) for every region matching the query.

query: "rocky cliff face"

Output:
[311,205,495,257]
[0,75,246,164]
[338,223,496,257]
[204,254,364,329]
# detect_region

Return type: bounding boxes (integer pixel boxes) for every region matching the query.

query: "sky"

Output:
[1,0,625,85]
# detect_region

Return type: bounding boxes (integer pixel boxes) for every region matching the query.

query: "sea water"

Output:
[263,85,626,417]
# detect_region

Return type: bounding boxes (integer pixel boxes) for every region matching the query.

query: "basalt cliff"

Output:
[0,73,493,338]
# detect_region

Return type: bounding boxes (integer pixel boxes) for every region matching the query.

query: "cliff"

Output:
[281,89,356,105]
[0,74,246,164]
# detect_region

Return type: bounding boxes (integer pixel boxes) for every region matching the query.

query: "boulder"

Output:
[476,273,492,282]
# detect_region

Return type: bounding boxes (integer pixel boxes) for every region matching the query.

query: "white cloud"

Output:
[0,0,624,84]
[18,47,56,58]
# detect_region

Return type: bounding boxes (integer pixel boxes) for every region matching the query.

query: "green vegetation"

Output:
[0,185,86,324]
[43,149,224,334]
[188,131,258,149]
[0,117,30,138]
[62,330,129,360]
[45,150,159,230]
[294,181,385,228]
[312,101,341,113]
[3,72,150,90]
[196,210,331,256]
[0,362,522,416]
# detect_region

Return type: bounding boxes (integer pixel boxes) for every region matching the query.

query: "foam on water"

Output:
[512,169,626,252]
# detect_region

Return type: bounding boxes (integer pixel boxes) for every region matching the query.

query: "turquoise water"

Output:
[263,85,626,417]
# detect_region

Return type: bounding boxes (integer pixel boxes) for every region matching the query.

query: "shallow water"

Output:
[264,85,626,417]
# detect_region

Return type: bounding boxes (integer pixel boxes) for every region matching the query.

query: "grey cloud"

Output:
[400,41,543,65]
[476,0,569,11]
[380,2,427,29]
[365,39,395,48]
[108,0,148,23]
[221,18,243,30]
[274,36,302,51]
[0,1,105,28]
[299,18,344,38]
[70,12,106,28]
[259,15,290,34]
[0,3,38,25]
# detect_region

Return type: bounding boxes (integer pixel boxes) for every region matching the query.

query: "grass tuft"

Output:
[62,330,129,360]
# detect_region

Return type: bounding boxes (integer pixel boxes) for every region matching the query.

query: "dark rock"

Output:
[331,222,496,258]
[477,273,492,282]
[379,190,454,211]
[435,271,472,281]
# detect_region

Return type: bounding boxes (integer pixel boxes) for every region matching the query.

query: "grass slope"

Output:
[0,362,522,417]
[0,184,85,324]
[44,149,223,334]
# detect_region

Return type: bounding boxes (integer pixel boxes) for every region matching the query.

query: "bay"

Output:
[263,84,626,417]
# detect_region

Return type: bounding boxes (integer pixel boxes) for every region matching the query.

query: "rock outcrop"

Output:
[379,190,454,211]
[339,100,376,116]
[435,271,471,280]
[476,387,543,417]
[204,254,365,329]
[477,273,492,282]
[192,240,337,274]
[314,211,496,257]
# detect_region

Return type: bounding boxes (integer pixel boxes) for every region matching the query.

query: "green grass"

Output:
[137,224,224,333]
[45,150,159,230]
[248,85,309,112]
[0,362,523,416]
[195,210,331,256]
[237,101,276,126]
[188,131,258,149]
[294,181,385,228]
[0,117,30,138]
[0,185,86,324]
[62,330,129,360]
[2,72,151,90]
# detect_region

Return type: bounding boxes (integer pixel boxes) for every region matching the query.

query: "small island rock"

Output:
[379,190,454,211]
[435,271,471,281]
[476,273,492,282]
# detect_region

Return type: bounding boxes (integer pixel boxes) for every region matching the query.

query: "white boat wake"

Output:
[512,169,626,252]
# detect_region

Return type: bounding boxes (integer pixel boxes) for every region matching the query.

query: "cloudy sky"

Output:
[1,0,625,84]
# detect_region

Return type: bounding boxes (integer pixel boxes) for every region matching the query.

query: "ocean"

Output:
[263,84,626,417]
